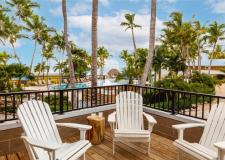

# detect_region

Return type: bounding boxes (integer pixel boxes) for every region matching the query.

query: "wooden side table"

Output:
[87,114,105,145]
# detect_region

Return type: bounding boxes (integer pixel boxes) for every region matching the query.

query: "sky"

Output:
[1,0,225,73]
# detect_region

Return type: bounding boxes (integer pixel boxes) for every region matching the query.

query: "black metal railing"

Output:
[127,85,225,120]
[0,85,127,122]
[0,84,225,122]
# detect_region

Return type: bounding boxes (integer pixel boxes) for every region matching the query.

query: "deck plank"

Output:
[0,127,197,160]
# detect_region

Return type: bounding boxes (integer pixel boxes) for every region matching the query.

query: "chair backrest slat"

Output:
[116,91,143,130]
[200,103,225,150]
[17,100,62,159]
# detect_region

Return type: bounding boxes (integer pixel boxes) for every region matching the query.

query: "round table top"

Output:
[87,115,105,121]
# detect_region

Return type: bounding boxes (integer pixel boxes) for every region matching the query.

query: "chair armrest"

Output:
[214,141,225,159]
[21,136,61,151]
[56,123,92,131]
[108,111,116,124]
[143,112,157,124]
[172,123,205,140]
[172,123,205,130]
[215,141,225,150]
[108,111,116,131]
[56,123,91,140]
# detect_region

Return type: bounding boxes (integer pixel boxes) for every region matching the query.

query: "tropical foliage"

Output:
[121,13,141,53]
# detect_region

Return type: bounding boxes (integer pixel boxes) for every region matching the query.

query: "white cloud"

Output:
[165,0,177,3]
[49,6,62,16]
[67,11,164,70]
[0,40,22,49]
[158,0,177,3]
[69,1,91,15]
[49,0,109,17]
[212,1,225,14]
[104,58,122,73]
[207,0,225,14]
[48,0,61,3]
[99,0,109,6]
[68,12,164,54]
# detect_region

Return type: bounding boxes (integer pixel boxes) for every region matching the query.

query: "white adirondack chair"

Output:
[173,102,225,160]
[17,100,92,160]
[108,91,157,154]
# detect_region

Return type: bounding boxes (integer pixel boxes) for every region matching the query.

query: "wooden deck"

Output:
[0,127,196,160]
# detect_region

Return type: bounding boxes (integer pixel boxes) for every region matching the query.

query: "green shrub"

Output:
[44,94,72,112]
[144,72,218,111]
[190,72,216,88]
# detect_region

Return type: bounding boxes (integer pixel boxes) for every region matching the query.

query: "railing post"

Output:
[171,91,176,115]
[59,90,64,114]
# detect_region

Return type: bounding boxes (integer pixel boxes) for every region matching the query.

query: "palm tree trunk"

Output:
[140,0,156,86]
[91,0,98,87]
[208,43,216,74]
[59,68,62,86]
[159,68,161,80]
[100,66,103,76]
[46,60,49,87]
[11,43,21,64]
[131,28,137,53]
[197,39,201,73]
[30,39,37,72]
[62,0,76,87]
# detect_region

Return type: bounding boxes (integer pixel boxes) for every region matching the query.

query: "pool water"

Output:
[49,83,88,90]
[49,79,128,90]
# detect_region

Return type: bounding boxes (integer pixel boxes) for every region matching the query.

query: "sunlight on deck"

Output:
[0,127,196,160]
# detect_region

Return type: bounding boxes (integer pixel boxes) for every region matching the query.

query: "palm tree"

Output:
[0,52,11,65]
[97,47,110,76]
[34,62,45,77]
[62,0,76,87]
[43,44,54,86]
[34,62,46,80]
[54,60,66,86]
[0,5,10,45]
[152,46,166,80]
[161,12,197,80]
[140,0,157,85]
[91,0,98,87]
[24,15,45,72]
[120,50,137,84]
[121,13,141,53]
[71,47,91,77]
[165,54,187,78]
[208,45,224,60]
[6,0,39,20]
[206,21,225,74]
[194,21,207,73]
[8,21,28,63]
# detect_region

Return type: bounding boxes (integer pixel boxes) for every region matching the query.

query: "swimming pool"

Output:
[49,83,88,90]
[49,79,128,90]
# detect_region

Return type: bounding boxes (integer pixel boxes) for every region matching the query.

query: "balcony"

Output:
[0,85,224,159]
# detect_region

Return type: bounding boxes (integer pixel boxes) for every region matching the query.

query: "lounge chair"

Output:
[42,80,47,85]
[173,102,225,160]
[17,100,92,160]
[108,91,157,154]
[63,79,69,84]
[38,80,45,86]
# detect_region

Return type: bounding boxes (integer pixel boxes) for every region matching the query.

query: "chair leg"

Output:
[113,140,115,155]
[178,150,183,160]
[83,153,86,160]
[218,149,225,160]
[148,141,151,155]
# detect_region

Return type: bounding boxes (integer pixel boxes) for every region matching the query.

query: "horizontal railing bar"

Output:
[0,84,126,96]
[129,85,225,99]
